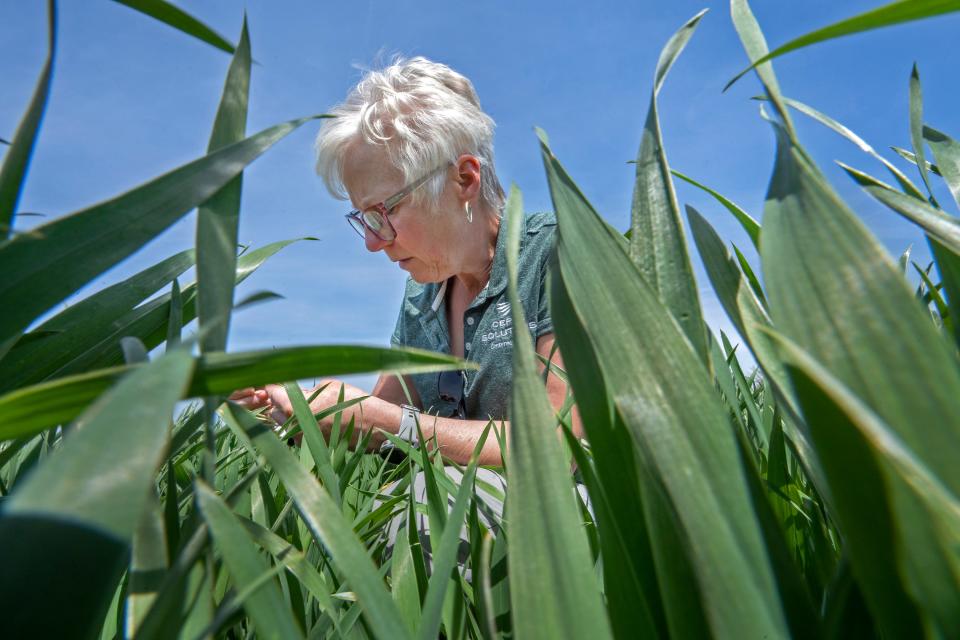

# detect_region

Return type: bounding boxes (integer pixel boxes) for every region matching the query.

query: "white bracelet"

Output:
[380,404,420,459]
[396,404,421,447]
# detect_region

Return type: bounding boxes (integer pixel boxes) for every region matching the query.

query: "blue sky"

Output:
[3,1,959,388]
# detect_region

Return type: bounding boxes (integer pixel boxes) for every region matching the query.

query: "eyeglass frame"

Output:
[344,164,449,242]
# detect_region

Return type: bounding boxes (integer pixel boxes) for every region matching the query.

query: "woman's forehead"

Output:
[341,142,403,208]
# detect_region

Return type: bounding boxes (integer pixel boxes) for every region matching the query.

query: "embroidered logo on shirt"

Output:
[482,303,539,351]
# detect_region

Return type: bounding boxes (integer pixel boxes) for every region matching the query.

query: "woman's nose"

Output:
[364,227,389,252]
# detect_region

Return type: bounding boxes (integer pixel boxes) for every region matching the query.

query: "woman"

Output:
[231,57,579,467]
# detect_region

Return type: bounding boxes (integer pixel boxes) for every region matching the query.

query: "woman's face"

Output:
[341,142,468,284]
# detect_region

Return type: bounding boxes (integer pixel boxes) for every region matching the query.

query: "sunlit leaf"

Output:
[772,94,925,199]
[685,206,828,488]
[112,0,236,54]
[239,516,340,627]
[842,163,960,256]
[548,261,665,638]
[760,116,960,635]
[910,64,940,206]
[196,17,250,354]
[727,0,960,90]
[0,115,323,345]
[728,0,795,137]
[285,382,340,504]
[731,243,767,308]
[891,145,942,176]
[630,10,709,364]
[0,0,55,238]
[924,125,960,209]
[67,238,304,377]
[769,330,960,635]
[501,186,613,640]
[0,249,194,393]
[672,169,761,247]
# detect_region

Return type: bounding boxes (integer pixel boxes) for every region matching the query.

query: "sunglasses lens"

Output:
[438,370,464,403]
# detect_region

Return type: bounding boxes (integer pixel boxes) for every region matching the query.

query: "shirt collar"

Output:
[472,210,512,303]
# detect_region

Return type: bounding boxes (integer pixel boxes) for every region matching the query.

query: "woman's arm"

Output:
[231,334,579,467]
[370,373,421,407]
[230,373,420,434]
[294,333,579,467]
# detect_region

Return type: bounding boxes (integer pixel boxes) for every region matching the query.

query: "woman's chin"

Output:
[407,268,445,285]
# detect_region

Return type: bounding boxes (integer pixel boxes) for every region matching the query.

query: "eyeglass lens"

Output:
[347,211,393,242]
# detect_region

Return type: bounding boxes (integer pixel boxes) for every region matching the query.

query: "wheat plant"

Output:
[1,1,959,638]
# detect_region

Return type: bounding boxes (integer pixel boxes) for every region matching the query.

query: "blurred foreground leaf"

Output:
[504,186,613,640]
[0,348,194,638]
[541,129,789,638]
[0,345,469,439]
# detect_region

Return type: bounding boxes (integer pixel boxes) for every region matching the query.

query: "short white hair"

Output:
[315,56,505,212]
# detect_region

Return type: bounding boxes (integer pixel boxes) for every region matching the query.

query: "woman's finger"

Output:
[228,387,256,400]
[243,398,274,410]
[230,387,272,401]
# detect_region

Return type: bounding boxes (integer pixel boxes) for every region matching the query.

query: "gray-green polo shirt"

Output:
[390,211,556,420]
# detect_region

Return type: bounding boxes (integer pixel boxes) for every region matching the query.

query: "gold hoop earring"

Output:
[464,201,473,223]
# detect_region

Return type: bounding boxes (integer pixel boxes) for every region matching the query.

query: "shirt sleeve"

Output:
[535,244,554,338]
[390,288,408,347]
[390,307,404,347]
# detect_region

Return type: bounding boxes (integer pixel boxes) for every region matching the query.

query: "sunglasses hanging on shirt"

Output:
[437,370,467,419]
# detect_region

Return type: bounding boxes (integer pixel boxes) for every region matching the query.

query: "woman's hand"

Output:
[227,387,271,410]
[228,379,375,446]
[228,384,292,425]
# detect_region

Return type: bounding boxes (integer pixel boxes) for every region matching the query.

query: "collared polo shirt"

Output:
[390,210,556,420]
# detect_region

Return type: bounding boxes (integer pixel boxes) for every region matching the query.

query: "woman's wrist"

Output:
[326,395,404,449]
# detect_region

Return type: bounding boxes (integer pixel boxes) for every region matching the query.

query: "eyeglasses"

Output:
[437,370,467,419]
[345,165,448,242]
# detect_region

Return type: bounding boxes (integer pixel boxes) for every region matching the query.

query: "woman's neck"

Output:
[452,204,500,298]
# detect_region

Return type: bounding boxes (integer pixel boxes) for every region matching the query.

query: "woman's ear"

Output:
[454,154,482,201]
